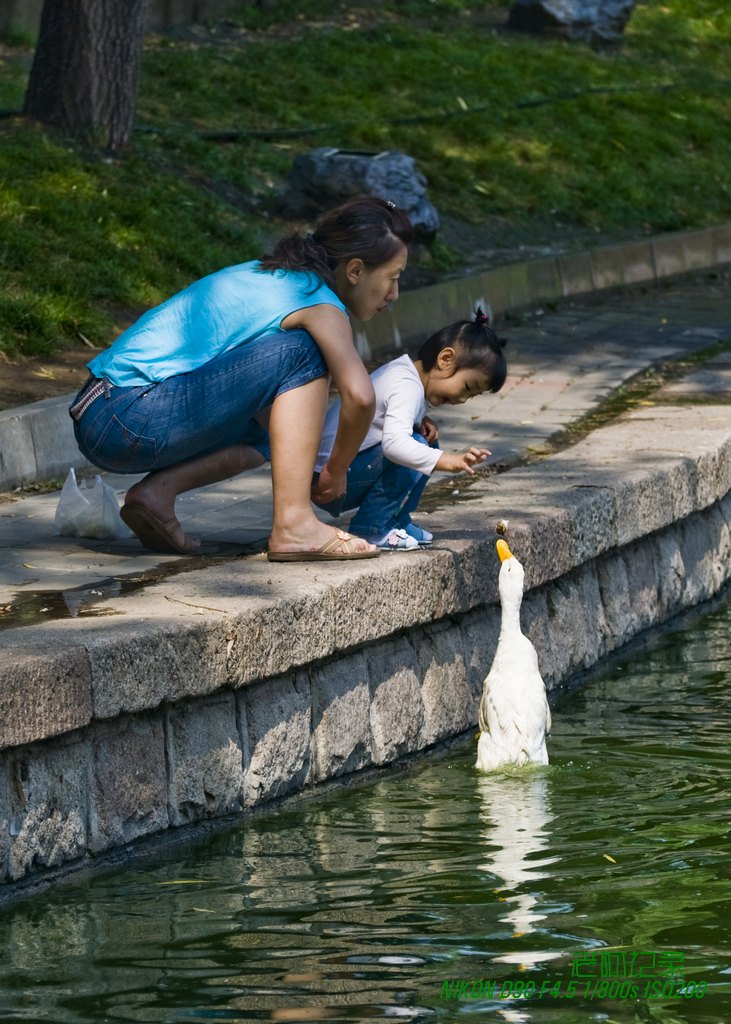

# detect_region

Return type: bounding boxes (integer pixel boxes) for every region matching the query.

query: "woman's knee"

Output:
[274,330,328,394]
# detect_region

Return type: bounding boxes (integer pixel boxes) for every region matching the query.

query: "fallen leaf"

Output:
[603,854,617,864]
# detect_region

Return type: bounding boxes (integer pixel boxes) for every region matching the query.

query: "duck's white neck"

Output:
[499,591,523,634]
[498,558,525,635]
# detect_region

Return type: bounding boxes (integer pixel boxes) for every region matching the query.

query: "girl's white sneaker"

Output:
[369,528,420,551]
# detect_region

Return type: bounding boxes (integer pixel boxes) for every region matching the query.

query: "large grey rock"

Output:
[508,0,637,45]
[367,636,425,765]
[311,652,372,780]
[287,147,440,242]
[414,623,474,745]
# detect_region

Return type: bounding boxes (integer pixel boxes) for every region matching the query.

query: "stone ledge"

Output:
[0,403,729,753]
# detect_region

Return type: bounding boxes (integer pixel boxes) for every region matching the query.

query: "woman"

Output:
[70,196,413,561]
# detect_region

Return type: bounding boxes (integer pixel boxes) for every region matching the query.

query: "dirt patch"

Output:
[0,348,94,411]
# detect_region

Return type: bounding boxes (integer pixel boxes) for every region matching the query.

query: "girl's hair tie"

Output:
[474,306,490,325]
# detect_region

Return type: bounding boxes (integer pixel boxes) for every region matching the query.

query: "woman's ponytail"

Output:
[259,195,414,284]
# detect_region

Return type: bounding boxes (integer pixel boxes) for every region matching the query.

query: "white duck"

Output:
[476,539,551,771]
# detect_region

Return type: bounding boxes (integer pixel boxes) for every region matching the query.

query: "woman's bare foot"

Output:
[122,444,267,553]
[268,520,377,557]
[123,481,200,554]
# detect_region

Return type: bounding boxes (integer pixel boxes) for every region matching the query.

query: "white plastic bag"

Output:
[55,467,133,540]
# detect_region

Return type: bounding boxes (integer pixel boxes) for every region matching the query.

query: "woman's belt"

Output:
[69,377,110,422]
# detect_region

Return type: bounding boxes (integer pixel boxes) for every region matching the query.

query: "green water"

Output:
[1,597,729,1024]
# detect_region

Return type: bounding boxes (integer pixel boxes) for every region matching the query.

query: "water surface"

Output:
[1,596,729,1024]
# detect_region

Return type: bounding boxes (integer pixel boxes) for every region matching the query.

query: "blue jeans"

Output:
[71,329,326,474]
[315,432,436,538]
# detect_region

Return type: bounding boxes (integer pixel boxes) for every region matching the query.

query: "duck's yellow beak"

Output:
[496,539,513,562]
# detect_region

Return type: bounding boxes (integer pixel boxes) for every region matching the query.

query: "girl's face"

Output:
[335,244,408,321]
[424,347,492,406]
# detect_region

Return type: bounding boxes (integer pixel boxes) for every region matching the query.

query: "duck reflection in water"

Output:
[476,772,560,965]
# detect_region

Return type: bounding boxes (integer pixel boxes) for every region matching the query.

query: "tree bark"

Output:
[23,0,150,153]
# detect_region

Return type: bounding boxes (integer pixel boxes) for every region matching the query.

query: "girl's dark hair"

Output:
[417,307,508,392]
[258,195,414,284]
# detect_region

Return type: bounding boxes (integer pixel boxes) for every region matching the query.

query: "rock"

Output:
[508,0,637,46]
[286,147,440,242]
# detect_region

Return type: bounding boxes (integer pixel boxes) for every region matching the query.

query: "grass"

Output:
[0,0,730,358]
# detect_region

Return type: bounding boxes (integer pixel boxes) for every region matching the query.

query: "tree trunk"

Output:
[23,0,150,153]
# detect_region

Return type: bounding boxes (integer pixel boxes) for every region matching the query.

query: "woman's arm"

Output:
[284,304,375,501]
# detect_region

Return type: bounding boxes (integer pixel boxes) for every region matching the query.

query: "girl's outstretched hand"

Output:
[437,447,491,475]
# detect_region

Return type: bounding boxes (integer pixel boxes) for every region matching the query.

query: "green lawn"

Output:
[0,0,729,357]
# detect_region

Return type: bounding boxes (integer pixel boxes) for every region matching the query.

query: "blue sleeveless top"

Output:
[88,261,347,387]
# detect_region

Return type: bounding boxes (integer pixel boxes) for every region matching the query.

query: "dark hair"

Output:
[417,307,508,392]
[258,195,414,284]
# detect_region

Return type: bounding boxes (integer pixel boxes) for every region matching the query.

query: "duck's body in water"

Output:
[476,539,551,771]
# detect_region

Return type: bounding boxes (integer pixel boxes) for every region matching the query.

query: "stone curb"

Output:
[1,222,730,492]
[352,222,731,357]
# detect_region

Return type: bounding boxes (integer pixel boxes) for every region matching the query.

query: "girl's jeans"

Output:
[315,432,437,539]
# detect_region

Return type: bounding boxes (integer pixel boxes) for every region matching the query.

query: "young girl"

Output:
[313,309,508,549]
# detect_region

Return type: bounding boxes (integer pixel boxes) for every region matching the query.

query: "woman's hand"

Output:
[311,462,347,504]
[436,447,491,475]
[419,415,439,444]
